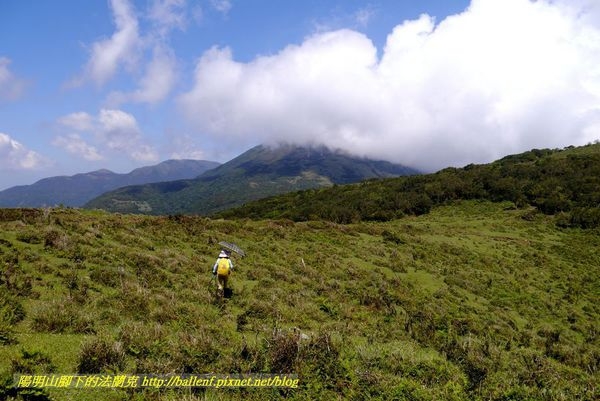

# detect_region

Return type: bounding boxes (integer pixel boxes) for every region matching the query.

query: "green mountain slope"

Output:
[0,202,597,400]
[84,144,418,215]
[0,159,220,208]
[219,143,600,227]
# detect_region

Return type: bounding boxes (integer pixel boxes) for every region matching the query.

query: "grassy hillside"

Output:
[0,203,598,400]
[218,143,600,228]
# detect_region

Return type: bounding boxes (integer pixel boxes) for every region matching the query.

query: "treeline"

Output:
[217,144,600,227]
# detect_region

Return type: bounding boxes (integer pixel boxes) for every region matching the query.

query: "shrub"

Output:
[15,230,43,244]
[0,292,26,325]
[269,331,299,374]
[176,332,221,373]
[90,265,122,287]
[130,252,169,288]
[441,336,494,394]
[237,341,267,372]
[7,273,33,297]
[119,321,165,359]
[296,333,348,394]
[0,370,52,401]
[77,337,126,373]
[117,282,150,319]
[30,300,95,334]
[237,301,277,332]
[0,322,16,345]
[569,207,600,228]
[43,228,70,250]
[382,230,404,244]
[11,349,56,373]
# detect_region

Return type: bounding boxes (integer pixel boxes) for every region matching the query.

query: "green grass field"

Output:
[0,201,598,400]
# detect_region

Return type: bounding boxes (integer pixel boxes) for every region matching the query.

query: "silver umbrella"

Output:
[218,241,246,257]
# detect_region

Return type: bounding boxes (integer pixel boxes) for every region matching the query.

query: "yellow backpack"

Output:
[217,258,231,276]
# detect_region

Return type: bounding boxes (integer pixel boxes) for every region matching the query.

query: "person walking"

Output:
[212,249,234,298]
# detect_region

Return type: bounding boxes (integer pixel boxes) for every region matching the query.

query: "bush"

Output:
[15,230,43,244]
[237,301,277,332]
[77,337,126,373]
[117,282,150,319]
[441,336,491,393]
[175,332,221,374]
[569,207,600,228]
[237,341,267,373]
[11,349,56,373]
[43,228,70,250]
[90,265,122,287]
[268,331,299,373]
[30,300,95,334]
[119,321,165,358]
[130,252,168,288]
[293,333,348,396]
[382,230,404,244]
[0,371,52,401]
[0,322,16,345]
[0,292,26,325]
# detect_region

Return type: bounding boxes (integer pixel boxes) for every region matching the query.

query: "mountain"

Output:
[0,159,220,208]
[84,144,419,215]
[218,143,600,227]
[2,146,599,400]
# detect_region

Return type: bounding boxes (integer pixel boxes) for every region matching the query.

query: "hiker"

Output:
[212,249,234,297]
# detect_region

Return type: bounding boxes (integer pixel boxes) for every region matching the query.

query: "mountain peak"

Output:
[91,169,115,175]
[84,144,419,215]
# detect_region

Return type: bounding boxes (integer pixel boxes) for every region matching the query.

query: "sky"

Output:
[1,0,600,190]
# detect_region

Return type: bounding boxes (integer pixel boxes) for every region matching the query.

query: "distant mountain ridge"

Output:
[0,159,220,207]
[84,144,419,215]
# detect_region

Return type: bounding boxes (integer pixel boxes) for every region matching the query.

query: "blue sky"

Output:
[1,0,600,190]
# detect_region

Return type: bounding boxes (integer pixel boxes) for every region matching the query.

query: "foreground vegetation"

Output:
[0,201,598,400]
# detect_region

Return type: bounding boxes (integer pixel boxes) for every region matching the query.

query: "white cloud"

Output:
[97,109,149,160]
[167,134,206,160]
[52,134,103,161]
[55,109,159,162]
[311,4,376,34]
[211,0,231,15]
[131,144,160,162]
[0,57,27,101]
[149,0,187,37]
[170,149,205,160]
[178,0,600,171]
[108,45,177,105]
[77,0,141,86]
[57,112,95,131]
[73,0,179,105]
[192,5,204,24]
[0,133,45,170]
[354,6,375,28]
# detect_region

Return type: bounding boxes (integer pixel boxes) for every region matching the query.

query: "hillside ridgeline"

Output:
[0,159,220,208]
[219,143,600,228]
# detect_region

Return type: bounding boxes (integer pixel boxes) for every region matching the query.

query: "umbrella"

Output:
[218,241,246,257]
